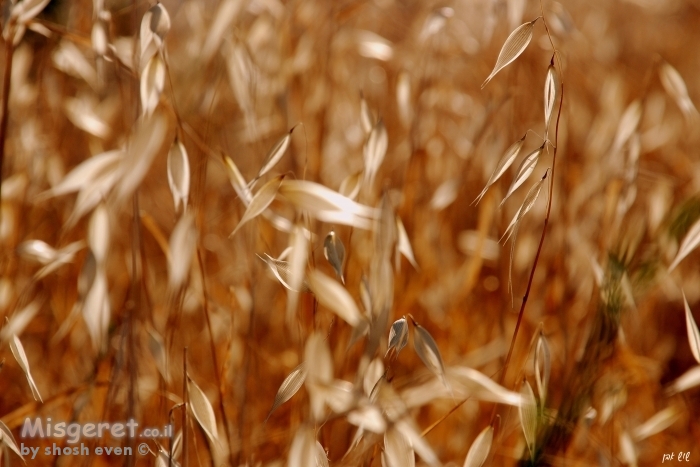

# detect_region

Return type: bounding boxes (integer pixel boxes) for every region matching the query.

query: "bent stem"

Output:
[490,8,565,436]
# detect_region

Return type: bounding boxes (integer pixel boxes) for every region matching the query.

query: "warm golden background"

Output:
[1,0,700,466]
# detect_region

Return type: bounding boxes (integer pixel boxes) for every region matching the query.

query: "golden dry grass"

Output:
[1,0,700,466]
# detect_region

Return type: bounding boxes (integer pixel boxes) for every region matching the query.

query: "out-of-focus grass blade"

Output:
[360,93,374,135]
[363,358,384,396]
[34,240,85,280]
[519,379,537,461]
[89,203,110,265]
[288,425,316,467]
[534,330,551,404]
[266,362,307,422]
[430,179,459,211]
[279,179,379,219]
[357,30,393,61]
[669,217,700,271]
[223,154,253,204]
[10,334,43,402]
[168,212,197,290]
[683,291,700,364]
[82,269,110,352]
[611,100,641,152]
[36,149,122,201]
[473,134,526,206]
[17,240,57,265]
[316,440,329,467]
[64,96,110,139]
[230,175,284,237]
[339,170,363,200]
[323,230,346,284]
[307,270,363,327]
[140,53,165,116]
[449,366,523,406]
[364,119,388,189]
[395,419,440,466]
[632,406,680,441]
[305,333,333,420]
[114,110,168,204]
[384,428,415,467]
[396,71,412,128]
[396,216,418,270]
[65,169,120,229]
[167,138,190,213]
[463,425,493,467]
[187,376,220,446]
[347,405,386,434]
[659,62,699,123]
[0,300,41,344]
[286,225,308,322]
[618,431,637,467]
[665,366,700,395]
[0,420,23,461]
[500,143,544,208]
[201,0,244,61]
[482,20,537,89]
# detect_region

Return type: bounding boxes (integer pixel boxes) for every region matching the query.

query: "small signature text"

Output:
[662,452,691,463]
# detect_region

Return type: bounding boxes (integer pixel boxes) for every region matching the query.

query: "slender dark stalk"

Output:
[496,84,564,391]
[183,347,189,467]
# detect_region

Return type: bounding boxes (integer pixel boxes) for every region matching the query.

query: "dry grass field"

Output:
[1,0,700,466]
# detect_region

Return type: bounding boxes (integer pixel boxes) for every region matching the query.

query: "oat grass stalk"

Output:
[496,55,564,395]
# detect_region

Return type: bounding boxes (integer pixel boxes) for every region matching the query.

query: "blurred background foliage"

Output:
[1,0,700,465]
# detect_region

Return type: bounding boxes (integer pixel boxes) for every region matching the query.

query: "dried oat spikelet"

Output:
[187,375,220,446]
[266,362,307,422]
[258,253,311,292]
[500,143,545,208]
[473,134,526,206]
[544,63,560,140]
[519,379,537,461]
[307,270,364,327]
[412,319,448,388]
[504,171,548,305]
[386,316,409,358]
[230,175,284,237]
[482,19,538,88]
[251,126,295,187]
